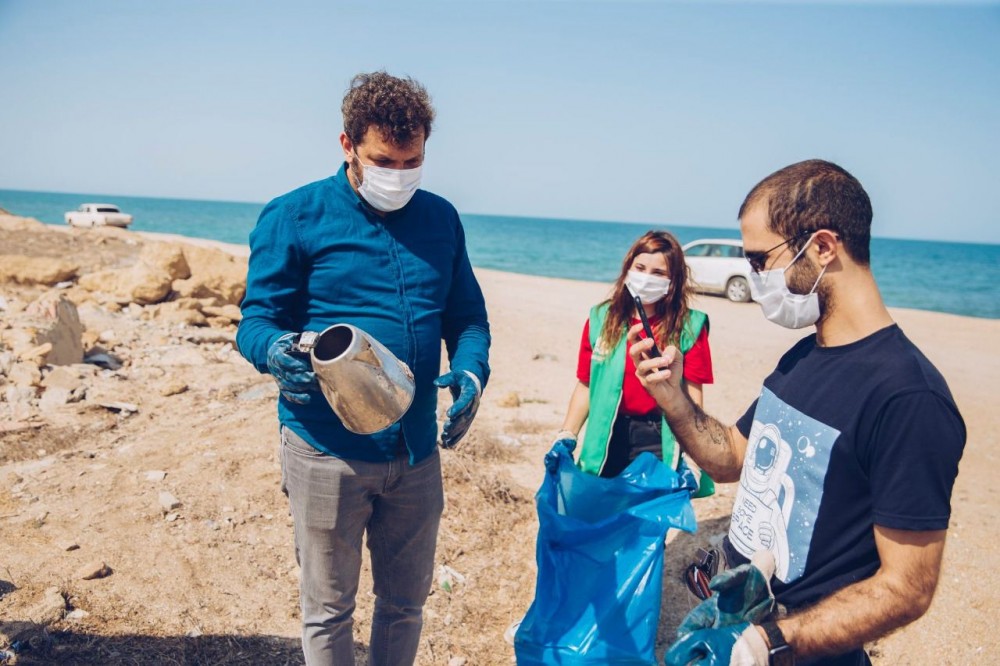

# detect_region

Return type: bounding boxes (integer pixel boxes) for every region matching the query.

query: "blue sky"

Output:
[1,1,997,243]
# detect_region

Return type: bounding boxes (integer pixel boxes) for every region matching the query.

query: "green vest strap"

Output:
[577,303,715,497]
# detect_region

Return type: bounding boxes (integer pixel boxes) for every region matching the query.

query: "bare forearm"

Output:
[560,382,590,436]
[773,527,947,660]
[780,567,937,659]
[627,334,744,479]
[686,382,704,408]
[664,392,743,482]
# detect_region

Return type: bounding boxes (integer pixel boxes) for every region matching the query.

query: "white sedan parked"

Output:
[65,203,133,228]
[682,238,752,303]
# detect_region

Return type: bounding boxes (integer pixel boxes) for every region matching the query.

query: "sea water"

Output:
[2,188,997,319]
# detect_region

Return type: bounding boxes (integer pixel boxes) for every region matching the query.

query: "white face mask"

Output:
[353,153,422,212]
[625,270,671,305]
[748,236,827,329]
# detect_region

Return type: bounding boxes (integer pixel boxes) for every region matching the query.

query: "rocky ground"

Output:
[0,215,574,665]
[1,213,994,665]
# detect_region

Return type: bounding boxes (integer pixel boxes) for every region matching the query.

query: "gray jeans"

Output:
[280,426,444,665]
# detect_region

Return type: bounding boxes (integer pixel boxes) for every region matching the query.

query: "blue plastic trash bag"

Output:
[514,442,698,665]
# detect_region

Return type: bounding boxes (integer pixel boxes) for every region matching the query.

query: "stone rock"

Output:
[172,244,248,306]
[38,387,73,410]
[496,391,521,408]
[78,263,172,306]
[0,351,13,376]
[129,263,174,305]
[201,303,242,322]
[41,366,84,392]
[145,470,167,482]
[2,386,35,421]
[17,343,53,366]
[140,242,191,281]
[75,561,112,581]
[0,254,78,286]
[0,213,47,231]
[81,329,101,349]
[57,541,80,552]
[159,491,181,511]
[181,329,235,345]
[7,362,42,387]
[448,658,468,666]
[22,292,85,365]
[148,299,208,327]
[28,587,66,624]
[159,380,188,397]
[65,608,89,621]
[236,383,278,402]
[206,316,235,329]
[154,347,207,366]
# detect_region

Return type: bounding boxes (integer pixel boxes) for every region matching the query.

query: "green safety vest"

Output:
[577,303,715,498]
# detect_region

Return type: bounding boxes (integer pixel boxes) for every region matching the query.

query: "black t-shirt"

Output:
[725,324,965,612]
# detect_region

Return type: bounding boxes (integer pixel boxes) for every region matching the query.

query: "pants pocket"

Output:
[281,425,328,459]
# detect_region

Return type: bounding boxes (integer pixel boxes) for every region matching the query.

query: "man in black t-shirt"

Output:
[629,160,965,666]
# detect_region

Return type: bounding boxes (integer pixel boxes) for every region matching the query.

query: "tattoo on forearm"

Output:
[692,403,730,450]
[676,395,739,476]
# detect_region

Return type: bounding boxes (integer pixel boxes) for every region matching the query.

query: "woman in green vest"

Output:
[554,230,716,495]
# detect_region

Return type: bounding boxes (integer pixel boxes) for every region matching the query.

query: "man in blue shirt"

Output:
[237,71,490,665]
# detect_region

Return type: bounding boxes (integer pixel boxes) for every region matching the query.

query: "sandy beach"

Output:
[1,220,997,664]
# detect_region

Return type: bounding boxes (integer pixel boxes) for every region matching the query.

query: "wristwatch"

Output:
[759,621,795,666]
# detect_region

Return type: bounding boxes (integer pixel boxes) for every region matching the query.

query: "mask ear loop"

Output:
[785,234,827,295]
[807,263,829,296]
[796,233,831,296]
[349,149,366,188]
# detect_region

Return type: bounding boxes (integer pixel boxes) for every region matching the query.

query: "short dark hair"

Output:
[738,159,873,265]
[341,71,435,147]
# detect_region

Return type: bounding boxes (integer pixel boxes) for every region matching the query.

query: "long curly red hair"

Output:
[598,230,693,353]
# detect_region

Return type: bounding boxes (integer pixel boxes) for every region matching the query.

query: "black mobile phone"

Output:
[634,296,661,358]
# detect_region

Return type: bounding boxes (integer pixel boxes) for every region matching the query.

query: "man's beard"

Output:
[787,256,833,323]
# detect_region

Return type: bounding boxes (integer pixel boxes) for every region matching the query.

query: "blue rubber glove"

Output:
[267,333,320,405]
[434,370,481,448]
[545,432,577,473]
[665,622,769,666]
[678,552,776,636]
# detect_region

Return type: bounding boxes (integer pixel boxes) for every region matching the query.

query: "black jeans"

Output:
[599,412,662,478]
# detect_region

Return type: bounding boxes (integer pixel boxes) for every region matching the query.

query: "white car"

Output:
[65,203,133,229]
[682,238,752,303]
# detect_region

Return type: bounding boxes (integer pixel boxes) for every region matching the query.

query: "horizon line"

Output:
[1,185,996,248]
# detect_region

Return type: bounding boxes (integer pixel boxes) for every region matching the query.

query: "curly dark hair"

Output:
[738,159,873,265]
[341,71,435,147]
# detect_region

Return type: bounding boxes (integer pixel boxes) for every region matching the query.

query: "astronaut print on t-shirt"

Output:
[729,387,841,582]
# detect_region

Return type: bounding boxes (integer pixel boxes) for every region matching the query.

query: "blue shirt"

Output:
[237,163,491,463]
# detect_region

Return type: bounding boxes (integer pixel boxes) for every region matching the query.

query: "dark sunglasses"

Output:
[743,230,813,274]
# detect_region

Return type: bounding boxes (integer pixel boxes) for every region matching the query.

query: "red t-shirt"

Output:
[576,316,714,417]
